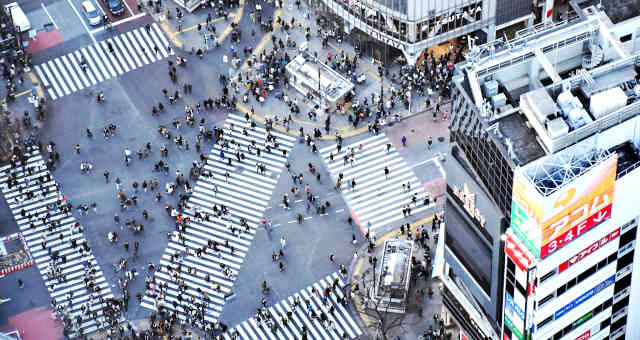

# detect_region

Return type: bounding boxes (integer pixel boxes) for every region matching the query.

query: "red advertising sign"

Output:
[505,233,532,271]
[510,156,617,259]
[558,228,620,273]
[540,203,612,258]
[575,330,590,340]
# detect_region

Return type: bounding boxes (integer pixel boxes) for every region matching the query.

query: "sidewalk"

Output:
[347,216,457,340]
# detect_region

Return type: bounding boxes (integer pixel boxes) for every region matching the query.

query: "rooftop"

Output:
[573,0,640,24]
[455,5,640,173]
[285,54,354,104]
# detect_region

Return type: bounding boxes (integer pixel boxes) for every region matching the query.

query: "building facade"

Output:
[435,3,640,340]
[314,0,535,65]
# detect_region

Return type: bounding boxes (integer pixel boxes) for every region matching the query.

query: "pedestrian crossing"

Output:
[0,148,114,337]
[223,272,362,340]
[319,133,434,231]
[34,23,174,101]
[141,113,296,327]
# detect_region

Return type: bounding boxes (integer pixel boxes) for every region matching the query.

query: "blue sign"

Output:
[506,293,525,320]
[554,275,615,320]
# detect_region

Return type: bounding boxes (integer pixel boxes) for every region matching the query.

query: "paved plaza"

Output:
[0,0,453,339]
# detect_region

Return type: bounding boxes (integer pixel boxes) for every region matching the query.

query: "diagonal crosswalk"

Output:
[223,272,362,340]
[0,148,114,337]
[319,133,434,231]
[141,113,296,327]
[34,23,174,101]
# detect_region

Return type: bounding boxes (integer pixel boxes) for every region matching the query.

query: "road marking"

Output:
[65,0,95,44]
[434,157,446,177]
[14,89,32,98]
[240,8,281,71]
[121,0,134,16]
[336,208,344,213]
[218,0,245,43]
[41,3,59,30]
[89,12,147,34]
[67,53,90,87]
[175,15,233,35]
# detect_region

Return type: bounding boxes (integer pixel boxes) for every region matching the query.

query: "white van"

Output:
[4,2,31,33]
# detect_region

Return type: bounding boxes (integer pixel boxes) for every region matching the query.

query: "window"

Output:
[557,284,567,296]
[540,270,556,283]
[578,265,596,282]
[620,226,637,247]
[538,315,553,329]
[617,252,633,269]
[566,277,577,290]
[597,258,607,271]
[613,296,629,314]
[539,292,554,306]
[620,33,632,42]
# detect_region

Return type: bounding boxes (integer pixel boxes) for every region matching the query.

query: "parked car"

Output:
[103,0,124,16]
[81,1,101,26]
[4,2,30,33]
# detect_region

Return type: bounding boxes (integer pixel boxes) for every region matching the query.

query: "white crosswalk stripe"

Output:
[141,114,296,328]
[0,148,115,337]
[34,24,173,101]
[224,272,362,340]
[319,133,434,231]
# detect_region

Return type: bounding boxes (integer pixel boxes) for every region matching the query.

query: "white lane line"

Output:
[434,157,446,177]
[111,36,136,70]
[117,34,142,67]
[336,209,344,213]
[41,3,59,30]
[145,27,168,57]
[65,0,95,44]
[121,0,134,16]
[99,41,123,74]
[106,38,130,72]
[75,50,98,84]
[47,88,57,100]
[87,45,110,79]
[34,65,50,87]
[88,12,147,34]
[151,23,173,55]
[60,55,83,90]
[94,43,117,77]
[132,29,155,63]
[47,60,70,95]
[39,63,63,97]
[67,53,90,87]
[126,31,149,64]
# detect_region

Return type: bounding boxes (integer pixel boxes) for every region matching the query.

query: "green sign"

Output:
[573,311,593,328]
[505,315,524,340]
[510,200,541,258]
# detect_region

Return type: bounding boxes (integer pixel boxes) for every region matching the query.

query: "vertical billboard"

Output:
[510,155,617,259]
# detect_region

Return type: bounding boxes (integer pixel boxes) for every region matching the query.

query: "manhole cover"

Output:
[410,129,416,133]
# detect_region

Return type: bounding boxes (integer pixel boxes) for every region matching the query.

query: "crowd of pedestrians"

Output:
[0,0,459,338]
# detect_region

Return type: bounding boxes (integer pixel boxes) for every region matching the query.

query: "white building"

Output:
[315,0,536,65]
[437,2,640,340]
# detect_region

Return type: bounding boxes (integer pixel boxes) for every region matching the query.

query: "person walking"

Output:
[104,170,109,183]
[18,279,23,288]
[384,167,390,179]
[280,236,286,249]
[427,136,433,150]
[329,253,335,263]
[401,135,407,147]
